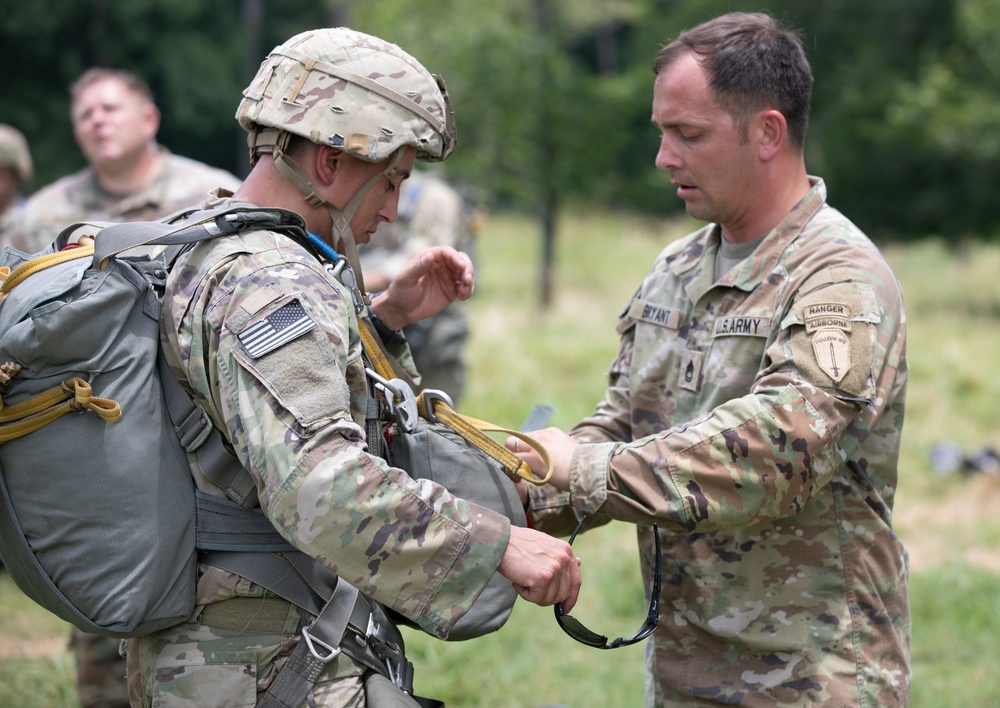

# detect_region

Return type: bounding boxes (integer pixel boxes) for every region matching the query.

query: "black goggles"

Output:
[554,513,661,649]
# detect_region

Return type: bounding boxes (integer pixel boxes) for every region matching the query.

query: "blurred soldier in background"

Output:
[360,169,482,405]
[5,68,240,708]
[6,68,241,254]
[0,124,33,244]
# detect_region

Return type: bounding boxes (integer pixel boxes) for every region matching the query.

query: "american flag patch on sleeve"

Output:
[238,299,317,358]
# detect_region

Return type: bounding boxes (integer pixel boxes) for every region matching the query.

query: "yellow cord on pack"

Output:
[0,377,121,444]
[357,312,552,486]
[0,245,95,301]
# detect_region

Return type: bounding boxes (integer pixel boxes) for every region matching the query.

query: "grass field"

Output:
[2,209,999,707]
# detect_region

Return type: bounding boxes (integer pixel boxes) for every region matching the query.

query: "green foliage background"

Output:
[1,0,1000,240]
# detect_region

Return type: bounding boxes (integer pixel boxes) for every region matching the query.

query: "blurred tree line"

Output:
[1,0,998,243]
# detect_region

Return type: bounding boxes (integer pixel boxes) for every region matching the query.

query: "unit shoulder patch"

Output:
[810,328,851,382]
[789,284,875,400]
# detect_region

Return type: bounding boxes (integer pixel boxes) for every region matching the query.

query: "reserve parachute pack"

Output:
[354,306,553,640]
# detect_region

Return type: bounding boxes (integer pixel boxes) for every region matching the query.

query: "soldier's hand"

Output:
[507,427,578,492]
[371,246,473,330]
[498,525,582,612]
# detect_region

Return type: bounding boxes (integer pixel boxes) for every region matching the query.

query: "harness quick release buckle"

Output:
[363,614,409,692]
[365,368,418,433]
[328,259,367,314]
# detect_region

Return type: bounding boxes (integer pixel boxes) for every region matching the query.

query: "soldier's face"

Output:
[652,52,761,241]
[72,78,159,170]
[333,148,416,244]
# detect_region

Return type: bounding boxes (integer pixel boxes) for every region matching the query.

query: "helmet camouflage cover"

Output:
[237,28,456,164]
[0,124,33,182]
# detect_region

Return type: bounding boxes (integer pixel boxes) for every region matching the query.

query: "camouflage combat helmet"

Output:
[0,125,33,183]
[237,27,456,165]
[235,28,457,300]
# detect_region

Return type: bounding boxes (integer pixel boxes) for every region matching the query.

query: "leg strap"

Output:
[201,551,415,707]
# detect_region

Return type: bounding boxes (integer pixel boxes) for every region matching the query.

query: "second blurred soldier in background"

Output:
[7,68,240,253]
[0,124,33,245]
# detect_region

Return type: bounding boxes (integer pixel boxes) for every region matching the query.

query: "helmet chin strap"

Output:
[268,133,405,304]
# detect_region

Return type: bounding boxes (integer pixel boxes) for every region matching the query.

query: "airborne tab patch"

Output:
[805,315,852,334]
[239,299,317,359]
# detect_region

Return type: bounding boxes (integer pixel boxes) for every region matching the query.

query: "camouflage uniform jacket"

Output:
[530,179,910,706]
[6,148,241,253]
[160,196,510,640]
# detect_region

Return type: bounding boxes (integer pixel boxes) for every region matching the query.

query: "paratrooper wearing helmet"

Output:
[125,28,580,708]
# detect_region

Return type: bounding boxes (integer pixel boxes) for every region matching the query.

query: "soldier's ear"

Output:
[756,109,786,162]
[142,103,161,141]
[314,145,343,186]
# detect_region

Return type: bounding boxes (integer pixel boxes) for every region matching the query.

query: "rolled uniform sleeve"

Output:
[164,230,508,638]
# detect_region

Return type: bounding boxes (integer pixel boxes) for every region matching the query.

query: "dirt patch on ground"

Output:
[895,472,1000,572]
[0,633,69,660]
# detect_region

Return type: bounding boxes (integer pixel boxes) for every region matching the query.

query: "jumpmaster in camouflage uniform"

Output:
[126,28,509,706]
[6,148,241,254]
[529,179,910,707]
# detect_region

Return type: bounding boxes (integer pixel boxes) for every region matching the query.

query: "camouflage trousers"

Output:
[124,600,368,707]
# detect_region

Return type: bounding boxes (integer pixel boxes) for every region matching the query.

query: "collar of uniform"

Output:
[669,177,827,297]
[80,145,172,215]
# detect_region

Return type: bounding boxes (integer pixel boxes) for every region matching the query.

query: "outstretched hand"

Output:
[370,246,474,331]
[498,525,582,612]
[507,427,579,492]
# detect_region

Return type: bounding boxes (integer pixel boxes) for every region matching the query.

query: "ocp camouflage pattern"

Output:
[529,178,910,706]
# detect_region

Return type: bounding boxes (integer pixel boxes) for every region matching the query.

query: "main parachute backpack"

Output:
[0,205,304,637]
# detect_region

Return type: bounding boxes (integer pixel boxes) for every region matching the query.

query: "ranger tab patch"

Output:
[239,299,317,358]
[804,302,852,334]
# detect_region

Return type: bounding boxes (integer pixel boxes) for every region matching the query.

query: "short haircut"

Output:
[653,12,813,148]
[70,68,155,106]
